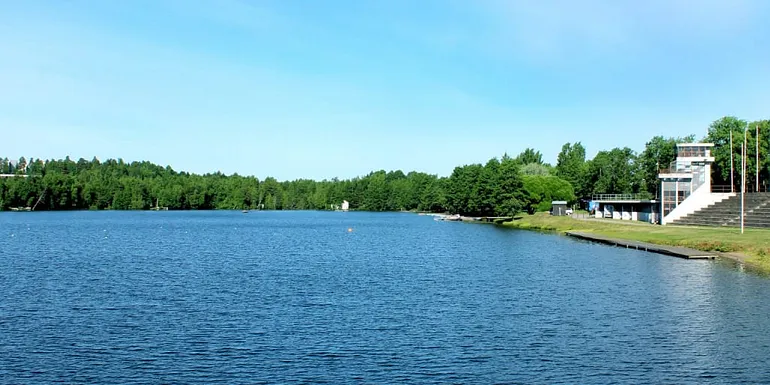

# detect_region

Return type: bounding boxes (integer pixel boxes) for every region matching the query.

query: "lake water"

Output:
[1,211,770,384]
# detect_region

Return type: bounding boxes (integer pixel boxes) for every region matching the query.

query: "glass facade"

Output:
[691,164,706,191]
[670,160,692,173]
[661,179,692,217]
[677,145,711,158]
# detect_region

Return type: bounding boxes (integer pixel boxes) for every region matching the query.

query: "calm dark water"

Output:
[2,211,770,384]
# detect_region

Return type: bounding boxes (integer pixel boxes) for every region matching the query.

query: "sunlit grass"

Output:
[503,212,770,273]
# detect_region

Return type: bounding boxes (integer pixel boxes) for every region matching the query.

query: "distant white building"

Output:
[341,200,350,211]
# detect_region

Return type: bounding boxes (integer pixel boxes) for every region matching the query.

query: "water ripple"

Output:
[1,211,770,383]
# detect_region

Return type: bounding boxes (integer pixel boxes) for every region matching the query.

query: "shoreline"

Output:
[564,231,716,259]
[500,213,770,275]
[5,208,768,275]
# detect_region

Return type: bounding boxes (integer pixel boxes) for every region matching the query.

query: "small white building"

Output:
[551,201,568,216]
[341,200,350,211]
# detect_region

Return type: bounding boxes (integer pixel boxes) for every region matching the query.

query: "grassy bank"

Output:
[502,213,770,273]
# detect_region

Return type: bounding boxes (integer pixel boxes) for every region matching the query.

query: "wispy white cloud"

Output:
[0,5,534,176]
[449,0,769,64]
[2,0,769,178]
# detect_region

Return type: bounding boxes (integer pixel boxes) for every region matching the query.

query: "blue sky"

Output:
[2,0,769,180]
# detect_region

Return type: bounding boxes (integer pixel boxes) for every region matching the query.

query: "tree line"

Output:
[1,116,768,214]
[554,116,769,198]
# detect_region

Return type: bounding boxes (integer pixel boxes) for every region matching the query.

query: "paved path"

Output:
[565,231,716,259]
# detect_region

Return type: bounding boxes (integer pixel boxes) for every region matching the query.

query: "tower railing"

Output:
[676,147,710,158]
[712,185,770,193]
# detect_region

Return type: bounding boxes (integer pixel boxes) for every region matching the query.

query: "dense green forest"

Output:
[1,116,768,214]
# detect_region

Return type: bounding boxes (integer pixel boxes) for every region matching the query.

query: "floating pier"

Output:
[565,231,716,259]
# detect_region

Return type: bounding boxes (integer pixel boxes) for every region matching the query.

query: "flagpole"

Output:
[730,130,734,193]
[757,124,760,192]
[741,124,747,234]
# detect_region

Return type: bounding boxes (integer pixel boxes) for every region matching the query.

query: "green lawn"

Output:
[503,212,770,273]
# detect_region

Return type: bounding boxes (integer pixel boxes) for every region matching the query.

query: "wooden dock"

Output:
[565,231,716,259]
